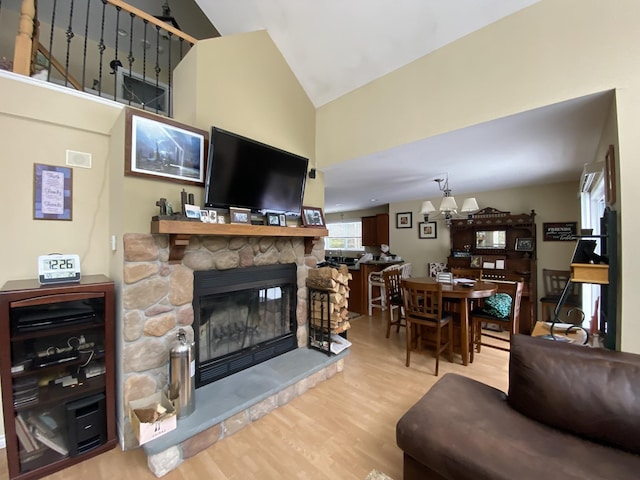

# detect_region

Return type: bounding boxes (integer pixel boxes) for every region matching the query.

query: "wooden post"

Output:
[12,0,36,76]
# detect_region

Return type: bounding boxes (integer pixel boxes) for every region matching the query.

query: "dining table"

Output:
[406,277,498,366]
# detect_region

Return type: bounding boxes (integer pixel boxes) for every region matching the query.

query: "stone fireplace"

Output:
[120,232,325,450]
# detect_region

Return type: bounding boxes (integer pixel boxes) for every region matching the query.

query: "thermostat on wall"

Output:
[38,254,81,284]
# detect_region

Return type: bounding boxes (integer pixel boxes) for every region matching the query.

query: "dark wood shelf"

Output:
[0,277,116,480]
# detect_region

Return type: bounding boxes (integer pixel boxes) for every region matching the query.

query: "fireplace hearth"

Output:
[193,263,298,387]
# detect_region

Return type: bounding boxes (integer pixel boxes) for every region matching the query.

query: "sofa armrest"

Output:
[508,334,640,454]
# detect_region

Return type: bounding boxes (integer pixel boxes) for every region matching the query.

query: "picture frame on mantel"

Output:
[301,206,325,227]
[124,108,208,186]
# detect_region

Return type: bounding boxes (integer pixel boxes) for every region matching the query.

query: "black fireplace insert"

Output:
[193,263,298,387]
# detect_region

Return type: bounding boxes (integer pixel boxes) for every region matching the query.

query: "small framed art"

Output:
[515,237,534,252]
[396,212,412,229]
[418,221,437,239]
[301,206,325,227]
[229,207,251,224]
[470,255,482,268]
[33,163,73,220]
[267,213,281,226]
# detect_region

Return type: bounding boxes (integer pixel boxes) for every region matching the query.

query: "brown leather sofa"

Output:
[396,334,640,480]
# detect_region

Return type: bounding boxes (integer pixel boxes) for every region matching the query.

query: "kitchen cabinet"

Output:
[362,213,389,246]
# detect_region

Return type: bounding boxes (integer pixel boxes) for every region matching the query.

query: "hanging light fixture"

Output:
[420,174,479,226]
[154,1,181,31]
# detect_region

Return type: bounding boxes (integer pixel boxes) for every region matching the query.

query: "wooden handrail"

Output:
[107,0,198,45]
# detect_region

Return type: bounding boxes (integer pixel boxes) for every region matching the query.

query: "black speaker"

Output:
[66,393,106,457]
[309,168,316,179]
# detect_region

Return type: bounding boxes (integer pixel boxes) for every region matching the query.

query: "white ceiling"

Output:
[198,2,613,213]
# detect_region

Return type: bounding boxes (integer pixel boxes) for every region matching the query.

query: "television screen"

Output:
[204,127,309,215]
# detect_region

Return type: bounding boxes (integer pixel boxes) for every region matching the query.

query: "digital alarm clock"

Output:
[38,254,81,284]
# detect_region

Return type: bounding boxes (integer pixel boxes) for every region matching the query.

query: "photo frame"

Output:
[266,213,281,226]
[301,206,325,227]
[125,108,208,186]
[515,237,534,251]
[33,163,73,220]
[470,255,482,268]
[229,207,251,224]
[418,221,437,239]
[396,212,412,229]
[279,214,287,226]
[605,144,616,206]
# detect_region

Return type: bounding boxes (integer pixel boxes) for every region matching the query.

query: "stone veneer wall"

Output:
[120,232,325,450]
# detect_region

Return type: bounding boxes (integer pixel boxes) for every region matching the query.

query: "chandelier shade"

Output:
[421,174,479,226]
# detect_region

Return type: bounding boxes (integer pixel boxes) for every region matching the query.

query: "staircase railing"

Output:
[8,0,199,117]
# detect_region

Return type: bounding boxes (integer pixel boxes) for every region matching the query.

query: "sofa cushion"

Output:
[397,373,640,480]
[508,334,640,455]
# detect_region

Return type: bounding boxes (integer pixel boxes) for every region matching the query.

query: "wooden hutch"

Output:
[447,207,537,334]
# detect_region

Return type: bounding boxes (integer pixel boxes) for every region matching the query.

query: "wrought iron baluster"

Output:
[167,31,172,116]
[142,19,148,97]
[154,24,161,114]
[113,5,121,101]
[126,11,135,106]
[81,0,91,90]
[47,0,58,81]
[63,0,76,88]
[97,0,108,96]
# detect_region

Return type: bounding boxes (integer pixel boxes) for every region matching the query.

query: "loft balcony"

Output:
[0,0,218,118]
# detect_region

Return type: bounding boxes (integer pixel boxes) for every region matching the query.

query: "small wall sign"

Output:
[543,222,577,241]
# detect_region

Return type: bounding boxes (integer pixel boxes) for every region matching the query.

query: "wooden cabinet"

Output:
[447,208,537,334]
[362,213,389,246]
[348,269,364,314]
[0,275,117,480]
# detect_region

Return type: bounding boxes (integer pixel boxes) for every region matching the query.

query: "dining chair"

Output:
[450,267,483,281]
[402,279,453,375]
[368,264,402,315]
[469,280,524,361]
[382,268,406,338]
[539,268,581,321]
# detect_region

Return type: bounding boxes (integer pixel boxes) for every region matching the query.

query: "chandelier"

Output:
[420,175,479,226]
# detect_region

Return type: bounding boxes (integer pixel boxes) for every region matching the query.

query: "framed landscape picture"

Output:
[125,108,208,186]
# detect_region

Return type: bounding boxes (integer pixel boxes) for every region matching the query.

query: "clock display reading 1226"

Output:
[38,254,81,284]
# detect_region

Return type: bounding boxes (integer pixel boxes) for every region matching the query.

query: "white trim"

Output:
[0,434,6,449]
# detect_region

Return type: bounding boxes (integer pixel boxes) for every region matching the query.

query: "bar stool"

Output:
[368,264,401,316]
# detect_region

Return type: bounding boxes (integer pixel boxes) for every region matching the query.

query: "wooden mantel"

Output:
[151,220,328,263]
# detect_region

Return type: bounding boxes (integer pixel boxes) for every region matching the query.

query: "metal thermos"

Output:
[169,329,195,419]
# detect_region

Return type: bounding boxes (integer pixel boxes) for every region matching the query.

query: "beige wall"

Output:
[0,30,318,443]
[316,0,639,353]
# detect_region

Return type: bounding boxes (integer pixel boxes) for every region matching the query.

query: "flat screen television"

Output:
[204,127,309,215]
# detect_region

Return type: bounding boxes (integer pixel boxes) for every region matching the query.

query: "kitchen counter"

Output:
[347,260,404,314]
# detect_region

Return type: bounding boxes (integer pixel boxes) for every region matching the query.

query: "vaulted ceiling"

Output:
[114,2,615,213]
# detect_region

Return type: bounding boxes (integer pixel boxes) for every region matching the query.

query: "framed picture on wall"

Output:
[33,163,73,221]
[125,108,208,186]
[396,212,412,229]
[418,221,437,239]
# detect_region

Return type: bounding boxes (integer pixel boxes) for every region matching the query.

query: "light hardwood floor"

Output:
[0,312,509,480]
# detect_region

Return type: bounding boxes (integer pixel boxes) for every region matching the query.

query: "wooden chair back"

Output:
[450,267,483,281]
[402,279,444,323]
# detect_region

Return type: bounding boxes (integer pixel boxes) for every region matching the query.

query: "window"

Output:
[324,221,364,250]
